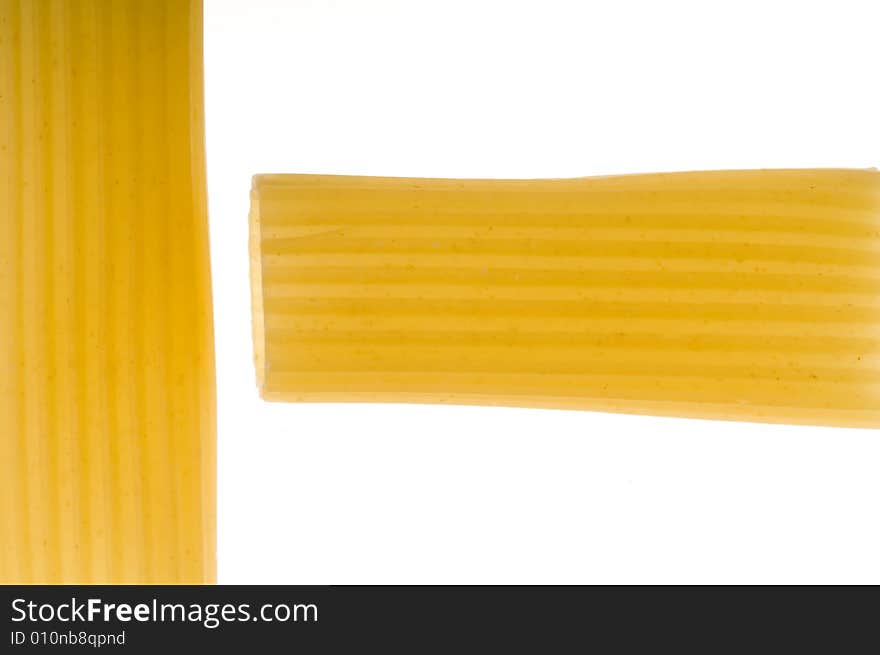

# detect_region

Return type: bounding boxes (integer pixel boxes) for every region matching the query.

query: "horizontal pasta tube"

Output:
[0,0,215,583]
[250,169,880,428]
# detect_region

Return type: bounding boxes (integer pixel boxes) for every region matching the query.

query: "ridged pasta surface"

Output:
[0,0,215,583]
[251,169,880,428]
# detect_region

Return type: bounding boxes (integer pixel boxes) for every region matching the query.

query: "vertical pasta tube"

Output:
[250,169,880,428]
[0,0,215,583]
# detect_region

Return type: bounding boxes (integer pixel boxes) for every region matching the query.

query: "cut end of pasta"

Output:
[250,175,269,397]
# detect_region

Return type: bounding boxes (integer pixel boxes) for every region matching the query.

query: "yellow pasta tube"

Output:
[0,0,215,583]
[250,169,880,428]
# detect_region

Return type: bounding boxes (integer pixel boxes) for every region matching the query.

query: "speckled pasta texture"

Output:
[1,0,215,583]
[250,169,880,428]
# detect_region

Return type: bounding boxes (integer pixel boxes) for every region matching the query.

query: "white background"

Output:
[203,0,880,583]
